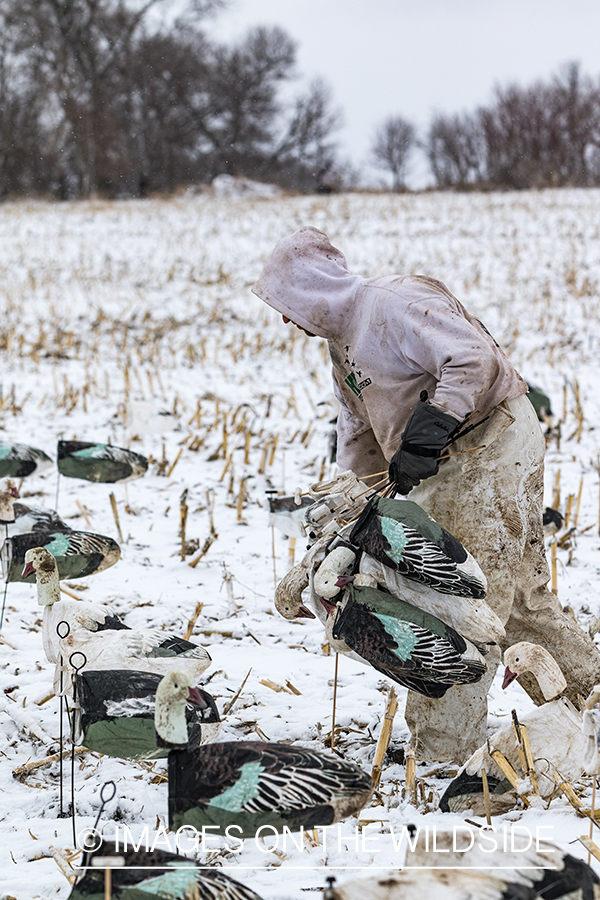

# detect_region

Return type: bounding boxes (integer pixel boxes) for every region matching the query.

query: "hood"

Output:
[251,226,363,340]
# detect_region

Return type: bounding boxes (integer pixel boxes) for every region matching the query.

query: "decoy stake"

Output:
[109,493,123,544]
[481,768,492,826]
[69,650,88,845]
[590,777,597,865]
[371,687,398,789]
[179,489,188,561]
[57,620,71,818]
[331,652,339,750]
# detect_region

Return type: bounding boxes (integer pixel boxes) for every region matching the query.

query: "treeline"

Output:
[373,63,600,191]
[2,2,599,199]
[0,0,340,199]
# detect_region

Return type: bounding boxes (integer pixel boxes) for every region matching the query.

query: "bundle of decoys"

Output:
[275,470,504,698]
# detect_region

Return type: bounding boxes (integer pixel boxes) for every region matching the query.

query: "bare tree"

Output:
[5,0,224,196]
[427,111,484,188]
[372,116,416,191]
[266,78,341,189]
[0,13,47,196]
[550,62,600,185]
[185,26,296,179]
[0,6,341,197]
[185,28,340,189]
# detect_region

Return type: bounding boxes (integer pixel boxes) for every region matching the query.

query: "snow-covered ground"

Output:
[1,187,600,898]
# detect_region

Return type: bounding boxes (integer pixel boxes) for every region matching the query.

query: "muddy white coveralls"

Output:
[252,226,600,761]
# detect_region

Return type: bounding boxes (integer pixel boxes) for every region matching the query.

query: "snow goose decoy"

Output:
[22,546,129,664]
[0,478,70,534]
[441,641,585,814]
[57,626,212,695]
[273,533,339,620]
[0,442,52,478]
[330,583,488,698]
[70,838,264,900]
[168,741,374,837]
[352,550,504,646]
[72,669,220,759]
[57,440,148,483]
[349,495,487,599]
[2,528,121,583]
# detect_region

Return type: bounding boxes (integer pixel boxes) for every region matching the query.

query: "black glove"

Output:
[389,399,460,495]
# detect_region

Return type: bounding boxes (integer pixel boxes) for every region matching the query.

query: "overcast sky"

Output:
[204,0,600,186]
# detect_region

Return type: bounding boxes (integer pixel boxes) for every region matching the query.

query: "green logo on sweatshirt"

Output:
[344,372,372,399]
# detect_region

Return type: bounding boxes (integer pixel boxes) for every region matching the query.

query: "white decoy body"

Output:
[581,684,600,775]
[56,626,212,695]
[23,546,129,664]
[442,642,586,813]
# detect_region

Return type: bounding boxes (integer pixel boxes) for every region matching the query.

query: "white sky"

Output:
[203,0,600,186]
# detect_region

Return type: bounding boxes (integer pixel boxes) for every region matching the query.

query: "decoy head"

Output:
[23,547,59,601]
[155,670,207,743]
[2,479,19,500]
[314,547,356,599]
[157,669,206,706]
[274,592,316,620]
[503,641,567,701]
[274,564,316,620]
[0,478,18,523]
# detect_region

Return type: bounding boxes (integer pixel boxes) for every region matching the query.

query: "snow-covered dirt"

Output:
[1,187,600,898]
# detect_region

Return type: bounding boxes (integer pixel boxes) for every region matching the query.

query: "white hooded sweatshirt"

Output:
[252,227,527,477]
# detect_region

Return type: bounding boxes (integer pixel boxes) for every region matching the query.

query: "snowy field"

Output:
[1,186,600,898]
